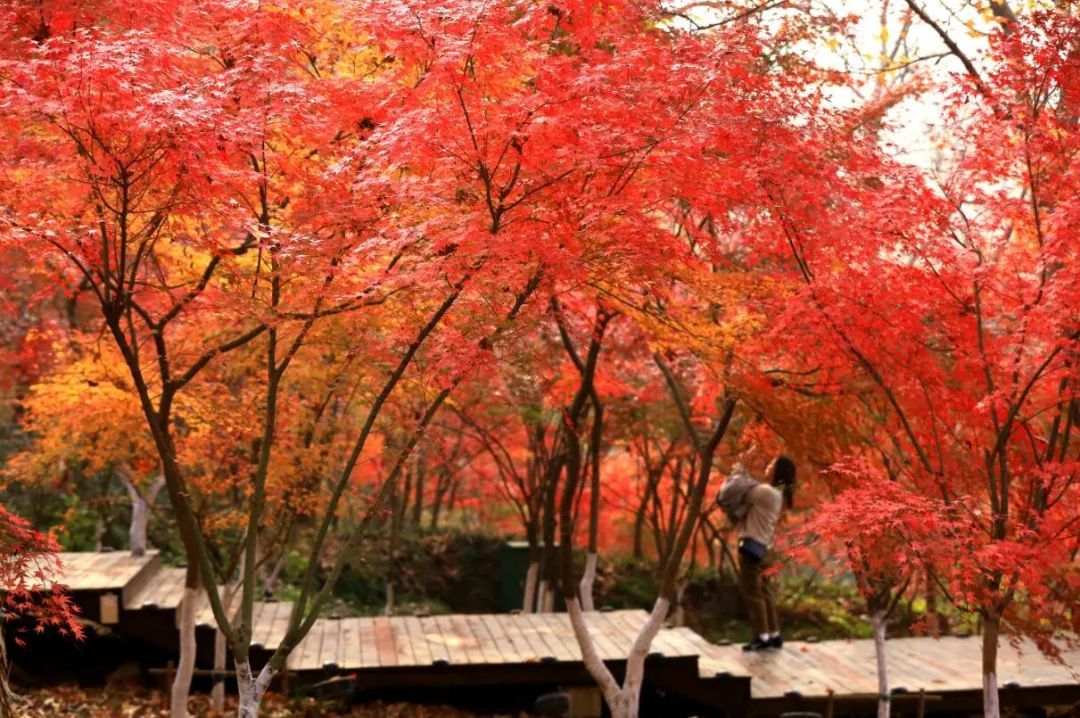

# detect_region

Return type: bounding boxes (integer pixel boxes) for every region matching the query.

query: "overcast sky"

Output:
[673,0,1014,169]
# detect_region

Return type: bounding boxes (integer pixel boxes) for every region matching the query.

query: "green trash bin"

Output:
[500,541,568,612]
[500,540,533,612]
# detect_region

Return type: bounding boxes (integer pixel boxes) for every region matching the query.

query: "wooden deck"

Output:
[285,609,702,670]
[26,551,1080,716]
[669,626,1080,699]
[55,551,158,592]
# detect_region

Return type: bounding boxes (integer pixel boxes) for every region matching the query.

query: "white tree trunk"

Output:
[538,579,556,613]
[124,473,164,557]
[579,553,598,612]
[523,562,539,613]
[171,587,198,718]
[384,582,395,616]
[236,659,276,718]
[566,595,670,718]
[871,611,889,718]
[982,613,1001,718]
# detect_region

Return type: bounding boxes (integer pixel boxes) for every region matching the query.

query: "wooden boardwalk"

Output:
[28,551,1080,716]
[670,626,1080,703]
[54,551,159,591]
[285,609,706,670]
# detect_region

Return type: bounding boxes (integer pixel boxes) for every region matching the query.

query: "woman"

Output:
[736,454,795,652]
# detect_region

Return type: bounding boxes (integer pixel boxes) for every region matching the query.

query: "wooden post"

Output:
[164,661,175,708]
[826,688,835,718]
[916,689,926,718]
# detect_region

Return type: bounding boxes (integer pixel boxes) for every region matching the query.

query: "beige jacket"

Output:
[737,483,783,548]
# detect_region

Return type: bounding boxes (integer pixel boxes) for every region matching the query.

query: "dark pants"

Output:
[739,549,779,636]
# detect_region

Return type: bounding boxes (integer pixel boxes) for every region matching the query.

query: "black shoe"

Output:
[766,635,783,650]
[742,637,770,652]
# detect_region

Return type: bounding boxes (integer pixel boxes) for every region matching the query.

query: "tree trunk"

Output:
[446,477,459,514]
[211,628,227,711]
[171,582,199,718]
[673,581,687,627]
[616,597,668,718]
[567,595,669,718]
[430,469,449,530]
[384,582,395,616]
[579,553,598,612]
[129,495,149,556]
[523,561,539,613]
[125,474,165,557]
[537,579,551,613]
[412,439,426,525]
[236,659,276,718]
[0,615,13,718]
[871,610,889,718]
[632,500,646,559]
[982,612,1001,718]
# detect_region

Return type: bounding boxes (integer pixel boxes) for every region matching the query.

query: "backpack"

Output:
[717,465,757,525]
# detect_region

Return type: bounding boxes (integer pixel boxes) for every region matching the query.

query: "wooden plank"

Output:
[373,616,400,667]
[889,638,977,691]
[317,619,341,669]
[358,616,378,667]
[534,613,578,662]
[464,613,504,664]
[509,614,549,662]
[337,618,360,669]
[794,642,876,695]
[73,553,113,588]
[610,610,682,658]
[390,616,416,667]
[521,613,564,662]
[581,612,623,661]
[267,602,293,650]
[102,553,133,585]
[65,552,114,589]
[884,640,956,691]
[660,626,709,659]
[426,615,455,664]
[418,615,449,664]
[126,566,185,610]
[589,611,635,659]
[1009,639,1080,685]
[547,612,588,662]
[725,648,798,698]
[263,602,288,648]
[401,616,432,667]
[289,620,322,671]
[447,614,485,664]
[90,553,121,587]
[249,603,271,647]
[751,643,842,698]
[478,613,523,664]
[291,617,315,673]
